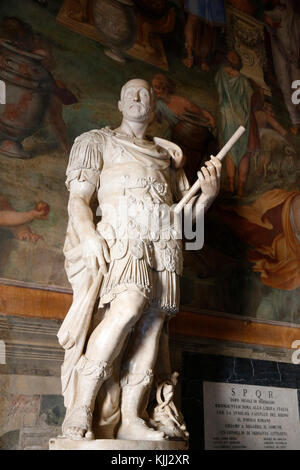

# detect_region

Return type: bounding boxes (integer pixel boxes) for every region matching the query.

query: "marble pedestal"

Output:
[49,437,189,451]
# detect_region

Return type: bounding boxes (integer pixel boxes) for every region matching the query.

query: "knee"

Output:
[111,291,147,328]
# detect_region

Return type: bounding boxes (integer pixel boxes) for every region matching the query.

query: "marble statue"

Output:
[57,78,222,446]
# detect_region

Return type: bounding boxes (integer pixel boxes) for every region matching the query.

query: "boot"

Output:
[62,355,112,440]
[117,369,165,441]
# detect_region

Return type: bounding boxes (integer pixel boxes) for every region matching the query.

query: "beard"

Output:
[122,102,152,122]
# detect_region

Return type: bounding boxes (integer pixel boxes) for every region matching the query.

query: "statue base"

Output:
[49,437,188,451]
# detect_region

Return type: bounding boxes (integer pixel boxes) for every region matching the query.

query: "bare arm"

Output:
[0,209,45,227]
[266,114,287,137]
[68,180,96,239]
[182,98,215,128]
[68,180,110,276]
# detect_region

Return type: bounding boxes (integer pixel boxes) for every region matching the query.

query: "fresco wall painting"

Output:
[0,0,299,325]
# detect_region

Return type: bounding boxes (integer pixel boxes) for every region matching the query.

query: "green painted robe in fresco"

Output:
[215,67,255,166]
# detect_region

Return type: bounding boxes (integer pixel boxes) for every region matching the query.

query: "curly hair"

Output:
[152,73,176,95]
[224,50,243,71]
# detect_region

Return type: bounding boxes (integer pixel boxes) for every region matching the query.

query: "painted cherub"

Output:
[0,196,49,243]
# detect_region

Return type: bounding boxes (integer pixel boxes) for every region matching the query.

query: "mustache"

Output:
[129,102,145,108]
[127,103,151,113]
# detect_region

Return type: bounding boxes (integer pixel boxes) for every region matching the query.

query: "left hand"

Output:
[197,156,222,201]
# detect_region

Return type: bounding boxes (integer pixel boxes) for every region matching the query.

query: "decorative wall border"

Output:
[0,284,299,350]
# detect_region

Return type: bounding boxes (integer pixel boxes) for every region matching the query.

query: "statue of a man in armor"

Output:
[58,78,221,442]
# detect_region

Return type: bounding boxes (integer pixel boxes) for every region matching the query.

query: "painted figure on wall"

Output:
[264,0,300,134]
[215,50,260,196]
[134,4,175,58]
[152,73,216,183]
[254,91,296,177]
[0,196,49,243]
[220,188,300,322]
[0,0,299,327]
[182,0,226,70]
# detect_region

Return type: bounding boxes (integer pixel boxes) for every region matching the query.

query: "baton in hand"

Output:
[174,126,246,214]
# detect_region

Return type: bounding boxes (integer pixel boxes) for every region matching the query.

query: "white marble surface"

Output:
[58,78,221,443]
[49,437,188,450]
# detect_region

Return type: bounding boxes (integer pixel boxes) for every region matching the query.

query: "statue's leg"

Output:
[155,319,172,379]
[62,356,112,440]
[117,308,166,440]
[62,290,147,439]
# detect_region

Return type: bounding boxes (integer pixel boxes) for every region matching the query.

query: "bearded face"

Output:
[119,81,153,123]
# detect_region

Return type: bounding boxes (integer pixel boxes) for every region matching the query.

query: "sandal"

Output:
[62,405,94,440]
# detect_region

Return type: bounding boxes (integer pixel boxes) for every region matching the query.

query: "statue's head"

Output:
[118,78,155,123]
